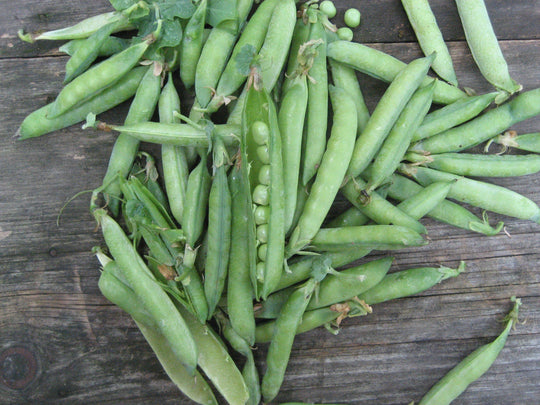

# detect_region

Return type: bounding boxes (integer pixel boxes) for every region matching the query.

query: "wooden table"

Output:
[1,1,539,404]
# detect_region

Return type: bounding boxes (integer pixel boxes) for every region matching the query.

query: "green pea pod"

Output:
[18,66,147,139]
[301,19,329,185]
[64,19,126,83]
[59,36,131,57]
[255,257,393,319]
[418,297,521,405]
[97,267,217,405]
[385,173,504,236]
[287,85,357,256]
[48,40,149,118]
[400,165,540,224]
[204,139,232,319]
[179,0,207,89]
[396,181,454,220]
[492,131,540,154]
[159,73,189,225]
[262,278,319,403]
[99,66,161,216]
[327,206,369,228]
[176,304,250,405]
[346,53,434,180]
[365,80,435,194]
[93,210,198,374]
[227,157,257,344]
[281,15,312,95]
[327,40,466,105]
[242,83,285,300]
[358,261,465,305]
[410,88,540,154]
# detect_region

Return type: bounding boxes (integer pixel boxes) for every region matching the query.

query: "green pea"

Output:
[337,27,354,42]
[258,244,268,262]
[258,165,271,185]
[257,224,269,243]
[252,184,269,206]
[257,145,271,164]
[320,1,337,18]
[256,262,266,283]
[254,205,270,225]
[252,120,270,145]
[344,8,361,28]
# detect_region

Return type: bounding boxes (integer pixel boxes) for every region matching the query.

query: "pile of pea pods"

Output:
[17,0,539,403]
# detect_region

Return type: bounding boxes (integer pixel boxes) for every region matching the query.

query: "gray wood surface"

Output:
[1,0,539,404]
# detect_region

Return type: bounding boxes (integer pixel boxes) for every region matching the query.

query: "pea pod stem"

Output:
[490,131,540,154]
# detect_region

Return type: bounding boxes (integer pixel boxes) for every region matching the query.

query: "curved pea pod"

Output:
[18,66,147,139]
[310,225,427,252]
[400,165,540,224]
[97,267,218,405]
[455,0,521,96]
[358,261,465,305]
[176,304,250,405]
[418,297,521,405]
[365,80,435,194]
[491,131,540,154]
[159,73,189,225]
[402,0,458,86]
[301,19,329,185]
[341,176,427,235]
[204,140,232,319]
[261,278,319,403]
[59,36,131,57]
[93,210,198,374]
[412,92,497,142]
[386,173,504,236]
[410,88,540,154]
[227,156,257,344]
[327,40,466,105]
[256,257,393,319]
[287,85,357,256]
[179,0,207,89]
[47,40,150,118]
[242,84,285,300]
[407,152,540,178]
[345,53,434,179]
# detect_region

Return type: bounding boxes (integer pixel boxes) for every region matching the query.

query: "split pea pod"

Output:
[410,87,540,154]
[406,152,540,177]
[401,0,458,86]
[385,173,504,236]
[357,261,465,306]
[346,53,434,180]
[287,85,357,256]
[59,36,130,57]
[455,0,521,95]
[329,59,370,134]
[255,257,393,319]
[327,40,466,105]
[93,209,198,373]
[492,131,540,153]
[48,40,150,118]
[227,157,257,344]
[400,165,540,223]
[18,66,147,139]
[257,0,297,92]
[204,138,232,319]
[418,297,521,405]
[301,19,329,185]
[97,266,218,405]
[99,66,161,216]
[242,84,285,299]
[261,278,319,403]
[159,73,189,225]
[412,92,497,142]
[179,0,207,89]
[365,80,435,194]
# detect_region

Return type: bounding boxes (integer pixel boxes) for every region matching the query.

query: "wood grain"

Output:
[1,0,539,404]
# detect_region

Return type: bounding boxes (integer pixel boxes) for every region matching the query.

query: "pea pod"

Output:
[204,139,232,319]
[59,36,130,57]
[287,85,357,256]
[281,14,312,95]
[491,131,540,154]
[242,82,285,299]
[48,40,150,118]
[395,181,454,220]
[179,0,207,89]
[418,297,521,405]
[18,66,147,139]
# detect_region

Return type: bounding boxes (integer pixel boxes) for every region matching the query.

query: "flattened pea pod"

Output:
[242,83,285,300]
